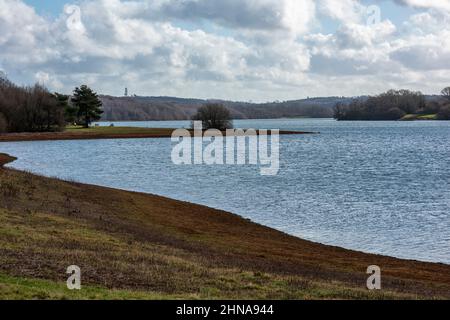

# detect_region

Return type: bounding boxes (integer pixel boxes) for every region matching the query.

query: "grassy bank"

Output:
[0,126,313,143]
[0,163,449,300]
[400,114,438,121]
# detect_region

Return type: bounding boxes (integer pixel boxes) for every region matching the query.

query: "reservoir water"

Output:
[1,119,449,264]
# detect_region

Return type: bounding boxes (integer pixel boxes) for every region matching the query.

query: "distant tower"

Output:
[124,88,128,97]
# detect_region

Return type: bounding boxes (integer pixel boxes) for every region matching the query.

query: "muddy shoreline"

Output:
[0,128,316,143]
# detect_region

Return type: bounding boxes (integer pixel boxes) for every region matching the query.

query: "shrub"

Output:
[192,103,233,131]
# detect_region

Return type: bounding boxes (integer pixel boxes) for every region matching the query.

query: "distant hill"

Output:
[100,94,444,121]
[100,95,358,121]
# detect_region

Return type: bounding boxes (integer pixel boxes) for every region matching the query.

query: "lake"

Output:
[1,119,449,264]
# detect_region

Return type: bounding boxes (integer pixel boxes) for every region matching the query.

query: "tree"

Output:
[437,105,450,120]
[441,87,450,101]
[386,107,406,120]
[54,93,78,124]
[71,85,103,128]
[192,103,233,130]
[38,87,65,131]
[423,101,441,115]
[333,90,425,121]
[0,112,7,133]
[0,77,65,133]
[333,102,345,120]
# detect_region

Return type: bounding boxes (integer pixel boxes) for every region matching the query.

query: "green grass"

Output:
[0,273,182,300]
[0,273,413,301]
[417,114,438,120]
[400,114,437,121]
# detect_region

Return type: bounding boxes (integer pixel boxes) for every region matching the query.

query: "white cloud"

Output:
[390,10,450,71]
[150,0,317,36]
[0,0,56,64]
[395,0,450,11]
[319,0,365,24]
[0,0,449,100]
[335,21,396,49]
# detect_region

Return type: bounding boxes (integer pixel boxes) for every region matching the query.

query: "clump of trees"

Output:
[0,74,103,133]
[437,87,450,120]
[334,90,425,121]
[334,88,450,121]
[0,76,65,133]
[192,103,233,130]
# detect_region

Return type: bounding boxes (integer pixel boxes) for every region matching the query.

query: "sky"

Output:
[1,0,449,101]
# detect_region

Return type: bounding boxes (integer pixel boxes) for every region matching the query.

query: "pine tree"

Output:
[71,85,103,128]
[54,93,77,124]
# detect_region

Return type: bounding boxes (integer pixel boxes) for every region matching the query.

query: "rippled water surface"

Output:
[2,119,449,264]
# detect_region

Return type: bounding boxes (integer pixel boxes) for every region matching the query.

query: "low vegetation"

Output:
[0,164,449,300]
[0,273,180,300]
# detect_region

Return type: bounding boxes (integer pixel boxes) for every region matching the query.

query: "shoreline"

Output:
[0,128,316,143]
[2,152,447,265]
[0,153,16,167]
[0,153,449,299]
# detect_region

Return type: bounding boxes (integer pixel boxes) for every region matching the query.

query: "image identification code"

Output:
[176,304,274,317]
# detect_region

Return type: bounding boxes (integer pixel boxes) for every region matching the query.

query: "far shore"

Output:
[0,126,317,143]
[0,153,449,299]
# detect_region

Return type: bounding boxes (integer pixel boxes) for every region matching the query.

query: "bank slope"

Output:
[0,166,449,300]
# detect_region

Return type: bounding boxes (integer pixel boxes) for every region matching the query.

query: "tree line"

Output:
[0,75,103,133]
[100,96,337,122]
[334,88,450,121]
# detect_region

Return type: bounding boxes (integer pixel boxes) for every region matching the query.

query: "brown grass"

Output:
[0,127,314,142]
[0,153,17,167]
[0,161,449,299]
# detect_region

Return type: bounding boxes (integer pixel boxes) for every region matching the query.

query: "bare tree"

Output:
[333,102,345,119]
[192,103,233,130]
[437,105,450,120]
[0,76,65,133]
[0,113,7,133]
[441,87,450,101]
